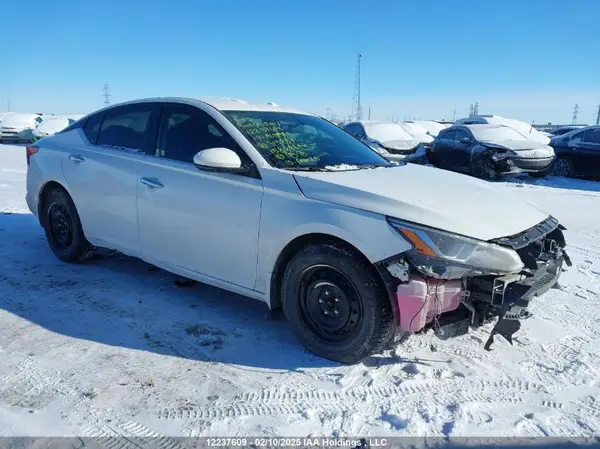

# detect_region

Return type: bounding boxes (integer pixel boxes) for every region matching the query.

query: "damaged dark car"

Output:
[428,124,556,180]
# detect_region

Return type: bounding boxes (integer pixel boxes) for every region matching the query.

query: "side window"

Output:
[97,105,154,151]
[443,130,457,141]
[157,106,249,164]
[454,129,469,141]
[355,125,366,139]
[584,128,600,145]
[83,113,103,143]
[569,131,584,144]
[344,124,358,136]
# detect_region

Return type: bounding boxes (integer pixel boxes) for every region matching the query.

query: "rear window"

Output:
[83,114,103,143]
[97,106,153,151]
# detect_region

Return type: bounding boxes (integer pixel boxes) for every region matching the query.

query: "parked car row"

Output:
[0,112,84,143]
[337,114,598,182]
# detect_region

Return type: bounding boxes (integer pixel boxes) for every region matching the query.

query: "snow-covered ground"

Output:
[1,143,599,438]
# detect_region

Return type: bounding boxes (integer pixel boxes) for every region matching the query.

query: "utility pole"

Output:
[452,105,456,122]
[6,100,10,112]
[469,104,474,117]
[103,84,112,106]
[596,104,600,125]
[572,104,579,125]
[473,101,479,116]
[351,53,362,121]
[368,106,371,120]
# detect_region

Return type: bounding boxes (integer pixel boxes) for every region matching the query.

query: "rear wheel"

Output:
[553,156,574,178]
[281,244,395,364]
[470,152,497,180]
[41,188,91,263]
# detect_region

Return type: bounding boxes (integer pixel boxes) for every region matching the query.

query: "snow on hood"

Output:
[399,123,435,144]
[480,139,554,158]
[378,138,421,151]
[1,113,39,128]
[34,117,70,136]
[293,164,549,241]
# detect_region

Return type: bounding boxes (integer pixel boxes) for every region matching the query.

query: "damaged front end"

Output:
[377,216,570,350]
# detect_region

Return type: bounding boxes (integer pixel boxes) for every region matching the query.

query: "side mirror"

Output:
[460,137,471,144]
[193,147,246,173]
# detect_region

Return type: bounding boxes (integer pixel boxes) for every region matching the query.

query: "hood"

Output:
[293,164,549,241]
[1,114,38,129]
[480,139,554,158]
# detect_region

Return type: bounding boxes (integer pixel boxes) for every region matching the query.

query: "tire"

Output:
[552,156,574,178]
[281,243,395,364]
[41,188,91,263]
[470,152,497,180]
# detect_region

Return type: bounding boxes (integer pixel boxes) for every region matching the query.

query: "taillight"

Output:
[26,145,39,165]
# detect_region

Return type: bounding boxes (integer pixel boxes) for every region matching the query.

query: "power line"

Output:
[103,84,112,106]
[351,53,362,121]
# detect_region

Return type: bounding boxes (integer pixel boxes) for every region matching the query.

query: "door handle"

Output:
[69,154,85,163]
[140,177,164,189]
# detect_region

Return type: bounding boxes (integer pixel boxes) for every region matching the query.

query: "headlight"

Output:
[387,218,524,279]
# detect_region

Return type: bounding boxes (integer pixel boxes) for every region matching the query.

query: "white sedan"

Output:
[32,116,76,142]
[25,97,569,363]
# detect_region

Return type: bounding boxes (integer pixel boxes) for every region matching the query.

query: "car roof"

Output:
[83,97,311,117]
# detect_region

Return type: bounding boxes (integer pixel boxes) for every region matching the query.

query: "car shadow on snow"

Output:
[0,212,341,371]
[499,174,600,193]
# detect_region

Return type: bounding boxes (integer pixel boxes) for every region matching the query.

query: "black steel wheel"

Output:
[42,188,90,263]
[297,265,363,344]
[47,202,74,250]
[553,157,573,178]
[470,153,497,180]
[281,244,395,364]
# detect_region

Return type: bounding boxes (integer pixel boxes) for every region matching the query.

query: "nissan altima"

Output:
[25,97,570,363]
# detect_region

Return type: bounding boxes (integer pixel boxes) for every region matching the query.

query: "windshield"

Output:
[469,126,527,141]
[364,123,414,142]
[223,111,391,170]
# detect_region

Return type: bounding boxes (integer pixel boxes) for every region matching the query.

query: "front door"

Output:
[136,103,264,290]
[452,128,473,171]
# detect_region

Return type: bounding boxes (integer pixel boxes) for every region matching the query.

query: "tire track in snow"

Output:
[0,356,77,409]
[80,421,184,449]
[157,379,553,421]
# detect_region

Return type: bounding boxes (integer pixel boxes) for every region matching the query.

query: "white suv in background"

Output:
[25,97,569,363]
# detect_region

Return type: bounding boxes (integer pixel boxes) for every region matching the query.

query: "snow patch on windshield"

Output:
[324,164,361,171]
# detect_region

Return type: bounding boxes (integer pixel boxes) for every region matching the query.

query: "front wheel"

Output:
[470,152,497,180]
[281,244,395,364]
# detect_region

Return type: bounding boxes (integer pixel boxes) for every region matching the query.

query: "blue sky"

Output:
[2,0,598,124]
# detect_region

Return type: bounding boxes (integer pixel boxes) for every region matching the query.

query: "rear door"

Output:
[136,103,263,289]
[61,103,159,255]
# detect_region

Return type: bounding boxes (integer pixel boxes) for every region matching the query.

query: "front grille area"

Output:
[492,216,559,250]
[511,157,554,170]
